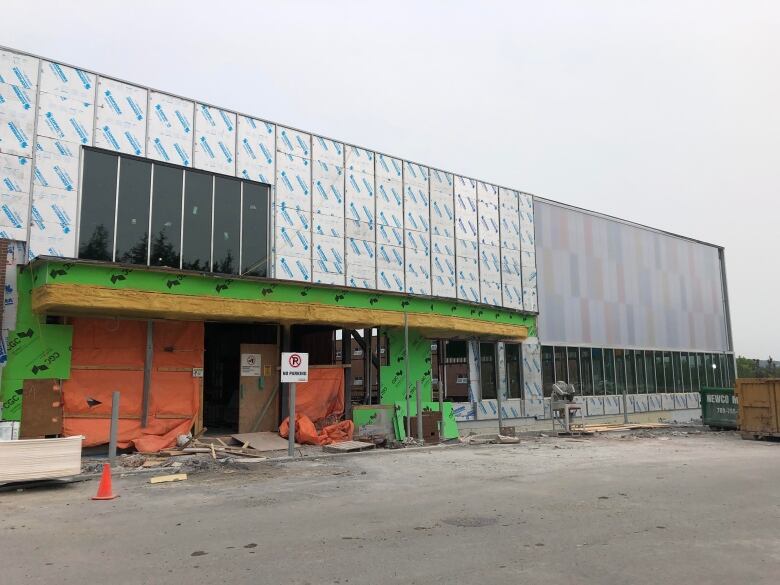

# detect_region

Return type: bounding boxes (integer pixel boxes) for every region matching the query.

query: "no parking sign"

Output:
[280,352,308,382]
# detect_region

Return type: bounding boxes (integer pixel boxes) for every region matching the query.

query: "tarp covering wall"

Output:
[62,318,203,452]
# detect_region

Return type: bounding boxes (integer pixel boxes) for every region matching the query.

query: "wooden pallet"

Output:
[322,440,376,453]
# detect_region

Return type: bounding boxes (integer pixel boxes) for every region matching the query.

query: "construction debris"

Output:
[582,423,669,433]
[463,434,521,445]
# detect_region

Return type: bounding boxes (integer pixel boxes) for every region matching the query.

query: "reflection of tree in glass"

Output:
[79,225,112,261]
[119,233,148,265]
[213,250,234,275]
[150,228,180,268]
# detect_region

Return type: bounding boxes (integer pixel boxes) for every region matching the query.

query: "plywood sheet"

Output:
[20,379,62,438]
[230,431,289,452]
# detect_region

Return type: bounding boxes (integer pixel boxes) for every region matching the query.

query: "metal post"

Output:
[141,320,154,428]
[439,339,446,437]
[622,388,629,424]
[416,380,423,441]
[404,312,410,438]
[288,382,296,457]
[496,343,504,435]
[108,391,120,463]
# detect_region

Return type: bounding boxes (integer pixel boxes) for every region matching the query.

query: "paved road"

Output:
[2,431,779,584]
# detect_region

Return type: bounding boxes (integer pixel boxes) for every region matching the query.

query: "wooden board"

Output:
[230,432,291,452]
[238,343,279,433]
[322,440,376,453]
[150,473,187,484]
[20,379,63,438]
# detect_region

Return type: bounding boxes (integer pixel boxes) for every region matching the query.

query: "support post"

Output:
[108,391,120,463]
[404,313,410,438]
[439,339,446,437]
[288,382,296,457]
[622,388,629,424]
[416,380,423,441]
[342,329,352,420]
[364,329,372,405]
[141,320,154,428]
[496,342,505,434]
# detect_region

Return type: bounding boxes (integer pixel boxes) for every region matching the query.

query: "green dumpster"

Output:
[699,387,738,429]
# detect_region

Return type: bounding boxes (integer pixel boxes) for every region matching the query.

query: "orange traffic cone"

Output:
[92,463,119,500]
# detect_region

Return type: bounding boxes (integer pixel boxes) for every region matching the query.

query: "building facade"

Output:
[0,45,734,444]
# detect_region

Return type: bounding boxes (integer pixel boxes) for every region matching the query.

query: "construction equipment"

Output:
[551,381,584,435]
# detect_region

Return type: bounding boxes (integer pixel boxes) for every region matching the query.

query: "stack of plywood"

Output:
[0,436,82,484]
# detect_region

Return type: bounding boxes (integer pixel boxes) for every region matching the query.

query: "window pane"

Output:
[580,347,593,395]
[645,351,656,393]
[626,350,636,394]
[78,150,118,261]
[654,352,664,393]
[114,158,151,264]
[541,346,555,397]
[727,355,736,387]
[506,344,522,399]
[241,182,269,276]
[636,350,646,393]
[615,350,625,394]
[604,349,615,394]
[671,352,681,392]
[150,164,183,267]
[696,353,709,388]
[182,170,213,271]
[480,343,497,399]
[719,354,728,386]
[213,176,241,274]
[704,354,713,386]
[681,353,690,391]
[592,348,604,395]
[554,346,567,382]
[567,347,580,391]
[690,353,700,391]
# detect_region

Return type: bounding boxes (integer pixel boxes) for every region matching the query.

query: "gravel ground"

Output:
[2,428,778,585]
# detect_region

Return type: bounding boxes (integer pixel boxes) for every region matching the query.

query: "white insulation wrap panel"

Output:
[376,244,405,293]
[28,217,76,259]
[375,153,402,181]
[431,252,456,298]
[33,136,79,193]
[94,77,147,156]
[0,81,36,157]
[274,225,311,258]
[194,104,236,175]
[0,151,32,195]
[345,145,375,176]
[0,50,39,90]
[237,116,275,185]
[147,92,194,167]
[346,262,376,289]
[278,126,311,159]
[40,61,95,101]
[276,153,312,213]
[275,254,311,282]
[30,184,75,235]
[403,161,428,188]
[312,159,345,218]
[312,213,344,240]
[37,91,94,146]
[405,245,431,296]
[376,224,403,247]
[375,177,403,228]
[274,205,310,233]
[345,171,375,225]
[312,136,344,165]
[456,255,480,303]
[313,233,344,269]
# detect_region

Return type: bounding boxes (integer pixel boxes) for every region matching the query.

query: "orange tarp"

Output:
[278,367,351,444]
[292,367,344,423]
[62,318,203,452]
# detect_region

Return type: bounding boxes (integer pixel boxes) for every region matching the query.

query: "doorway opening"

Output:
[202,322,278,434]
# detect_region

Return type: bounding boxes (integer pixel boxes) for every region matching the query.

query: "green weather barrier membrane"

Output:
[392,401,459,441]
[32,260,537,332]
[379,327,433,405]
[1,268,73,421]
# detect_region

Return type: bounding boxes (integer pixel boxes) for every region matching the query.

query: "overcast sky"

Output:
[4,0,777,357]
